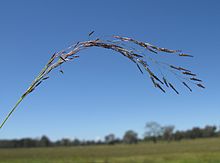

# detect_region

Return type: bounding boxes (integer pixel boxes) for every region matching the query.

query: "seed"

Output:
[182,82,192,92]
[88,31,95,36]
[179,53,193,57]
[182,72,196,76]
[169,83,179,94]
[190,78,202,82]
[136,64,143,74]
[197,83,205,89]
[163,77,169,87]
[156,83,166,93]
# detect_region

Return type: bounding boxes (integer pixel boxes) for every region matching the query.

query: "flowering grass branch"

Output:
[0,35,204,129]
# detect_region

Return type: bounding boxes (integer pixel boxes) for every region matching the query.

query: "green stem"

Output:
[0,61,51,129]
[0,96,24,129]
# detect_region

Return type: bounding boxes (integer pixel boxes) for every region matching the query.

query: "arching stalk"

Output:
[0,35,204,129]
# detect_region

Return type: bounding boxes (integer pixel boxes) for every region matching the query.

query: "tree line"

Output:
[0,122,219,148]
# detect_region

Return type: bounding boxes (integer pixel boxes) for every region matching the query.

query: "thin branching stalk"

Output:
[0,35,204,129]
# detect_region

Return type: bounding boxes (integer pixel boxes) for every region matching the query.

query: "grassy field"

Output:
[1,138,220,163]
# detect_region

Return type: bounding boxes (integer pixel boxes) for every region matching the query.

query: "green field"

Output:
[1,138,220,163]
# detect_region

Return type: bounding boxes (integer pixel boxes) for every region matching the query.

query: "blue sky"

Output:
[0,0,219,141]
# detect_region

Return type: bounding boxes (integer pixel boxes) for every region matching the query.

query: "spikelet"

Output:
[35,81,42,88]
[170,65,191,72]
[136,64,143,74]
[47,53,56,66]
[42,77,49,80]
[73,42,80,48]
[182,72,196,76]
[169,83,179,94]
[137,59,148,67]
[88,31,95,36]
[182,82,192,92]
[155,47,179,53]
[59,56,66,62]
[163,77,169,87]
[132,53,143,58]
[197,83,205,89]
[190,77,202,82]
[170,65,180,71]
[156,83,166,93]
[179,53,193,57]
[153,75,164,85]
[60,70,64,74]
[138,42,158,54]
[178,67,191,72]
[150,77,157,87]
[146,47,158,54]
[145,68,163,84]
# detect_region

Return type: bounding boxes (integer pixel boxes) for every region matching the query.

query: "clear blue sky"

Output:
[0,0,219,141]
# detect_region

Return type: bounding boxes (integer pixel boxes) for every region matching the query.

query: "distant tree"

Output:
[162,125,175,142]
[172,125,218,141]
[190,127,203,139]
[39,135,51,147]
[60,138,72,146]
[174,130,184,141]
[145,122,163,143]
[123,130,138,144]
[72,138,81,146]
[202,125,217,137]
[96,140,104,145]
[105,134,116,145]
[113,138,122,144]
[0,140,16,148]
[54,140,61,146]
[85,140,96,145]
[20,138,37,148]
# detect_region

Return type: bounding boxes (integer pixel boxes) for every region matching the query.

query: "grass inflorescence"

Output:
[0,34,204,128]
